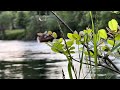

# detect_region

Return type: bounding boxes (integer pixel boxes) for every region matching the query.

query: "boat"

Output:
[37,33,54,42]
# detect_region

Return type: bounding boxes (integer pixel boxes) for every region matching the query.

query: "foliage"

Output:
[0,11,14,30]
[15,11,29,29]
[47,11,120,79]
[5,29,25,40]
[26,15,47,40]
[0,11,120,41]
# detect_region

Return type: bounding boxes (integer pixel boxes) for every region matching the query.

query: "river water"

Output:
[0,40,120,79]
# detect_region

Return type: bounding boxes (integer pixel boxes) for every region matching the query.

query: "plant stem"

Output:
[51,11,73,33]
[89,11,98,78]
[57,21,77,79]
[71,57,120,74]
[78,44,84,79]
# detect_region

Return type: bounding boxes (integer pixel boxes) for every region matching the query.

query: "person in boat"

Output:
[37,31,54,42]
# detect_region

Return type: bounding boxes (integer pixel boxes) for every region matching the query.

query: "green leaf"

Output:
[79,47,83,51]
[96,34,100,41]
[73,33,81,40]
[115,34,120,40]
[84,51,94,56]
[84,51,88,55]
[69,46,75,50]
[52,32,57,39]
[107,39,114,46]
[84,29,92,34]
[67,33,74,40]
[58,44,64,49]
[58,38,63,43]
[108,19,118,32]
[51,47,58,52]
[63,50,69,56]
[66,40,74,47]
[90,52,94,56]
[70,51,75,53]
[76,40,81,45]
[47,31,52,35]
[98,29,107,39]
[102,45,110,51]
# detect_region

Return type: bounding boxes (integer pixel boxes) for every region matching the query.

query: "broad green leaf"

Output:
[67,33,74,40]
[115,34,120,40]
[53,42,63,50]
[52,32,57,39]
[57,44,64,50]
[108,19,118,32]
[107,39,114,46]
[98,29,107,39]
[53,42,58,47]
[76,40,81,45]
[66,40,74,47]
[58,38,63,43]
[51,47,58,52]
[73,33,81,40]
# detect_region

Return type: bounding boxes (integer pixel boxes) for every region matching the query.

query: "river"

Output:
[0,40,120,79]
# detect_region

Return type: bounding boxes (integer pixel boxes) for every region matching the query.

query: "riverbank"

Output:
[5,29,26,40]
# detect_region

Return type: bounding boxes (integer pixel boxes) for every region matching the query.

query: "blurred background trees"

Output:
[0,11,119,40]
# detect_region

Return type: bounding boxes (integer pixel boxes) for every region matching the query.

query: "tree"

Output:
[0,11,14,39]
[15,11,28,29]
[26,15,47,40]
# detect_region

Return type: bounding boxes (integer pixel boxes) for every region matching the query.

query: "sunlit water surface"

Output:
[0,40,120,79]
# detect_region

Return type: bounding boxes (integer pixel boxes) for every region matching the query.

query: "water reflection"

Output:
[0,60,67,79]
[91,66,119,79]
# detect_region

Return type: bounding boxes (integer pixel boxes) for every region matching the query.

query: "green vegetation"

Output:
[1,11,120,79]
[47,11,120,79]
[0,11,120,40]
[5,29,25,40]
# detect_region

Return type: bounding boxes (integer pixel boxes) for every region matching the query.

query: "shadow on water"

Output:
[93,66,119,79]
[0,59,66,79]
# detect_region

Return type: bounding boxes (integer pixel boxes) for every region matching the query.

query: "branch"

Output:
[51,11,73,33]
[71,57,120,74]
